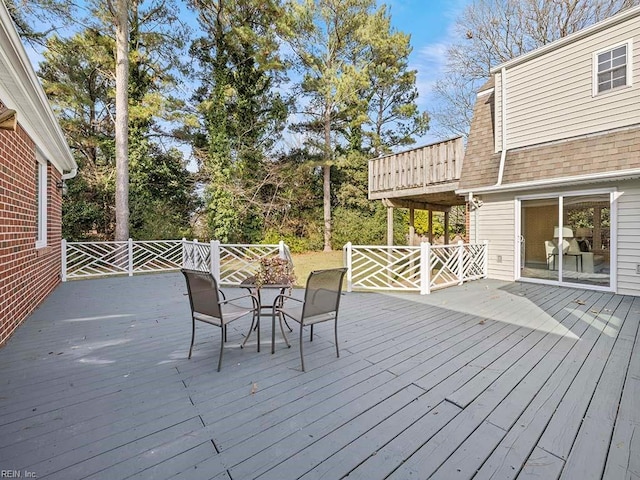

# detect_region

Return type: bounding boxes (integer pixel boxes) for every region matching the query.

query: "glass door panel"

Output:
[520,198,559,282]
[561,194,610,288]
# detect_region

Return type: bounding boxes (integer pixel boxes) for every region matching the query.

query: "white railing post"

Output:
[128,238,134,276]
[181,237,186,268]
[483,240,490,278]
[420,242,430,295]
[278,240,285,259]
[193,239,200,269]
[211,240,221,281]
[61,239,67,282]
[457,240,464,285]
[345,242,353,292]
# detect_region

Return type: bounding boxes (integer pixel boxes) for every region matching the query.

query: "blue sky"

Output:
[385,0,471,143]
[21,0,471,148]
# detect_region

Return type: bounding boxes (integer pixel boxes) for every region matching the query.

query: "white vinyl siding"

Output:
[496,15,640,151]
[471,181,640,294]
[472,194,515,281]
[616,180,640,296]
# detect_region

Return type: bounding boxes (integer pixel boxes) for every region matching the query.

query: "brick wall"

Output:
[0,103,63,346]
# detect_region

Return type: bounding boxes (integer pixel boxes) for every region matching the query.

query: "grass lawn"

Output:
[290,250,344,287]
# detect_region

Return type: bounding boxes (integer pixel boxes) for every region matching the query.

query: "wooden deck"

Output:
[0,273,639,479]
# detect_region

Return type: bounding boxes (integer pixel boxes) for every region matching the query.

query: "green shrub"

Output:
[331,206,403,248]
[262,227,323,253]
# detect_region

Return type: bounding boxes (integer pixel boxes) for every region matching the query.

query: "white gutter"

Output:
[0,0,76,176]
[62,168,77,181]
[496,67,508,186]
[458,167,640,195]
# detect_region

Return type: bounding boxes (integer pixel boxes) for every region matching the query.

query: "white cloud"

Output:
[412,41,449,107]
[407,1,470,143]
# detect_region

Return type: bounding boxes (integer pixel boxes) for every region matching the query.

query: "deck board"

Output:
[246,384,426,480]
[537,295,629,460]
[603,298,640,480]
[0,273,639,479]
[452,292,620,479]
[559,296,640,480]
[344,291,617,478]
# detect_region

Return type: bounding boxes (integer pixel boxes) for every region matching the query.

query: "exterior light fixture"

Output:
[56,180,68,195]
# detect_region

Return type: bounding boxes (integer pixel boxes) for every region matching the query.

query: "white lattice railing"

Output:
[63,238,291,284]
[344,245,422,291]
[181,240,212,272]
[344,240,488,294]
[62,239,183,280]
[182,240,290,285]
[218,243,289,285]
[63,238,486,294]
[428,242,488,292]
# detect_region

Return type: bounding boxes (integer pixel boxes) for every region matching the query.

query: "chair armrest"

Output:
[273,294,303,309]
[220,293,259,310]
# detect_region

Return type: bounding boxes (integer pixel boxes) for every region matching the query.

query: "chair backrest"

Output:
[567,238,582,254]
[302,268,348,319]
[544,240,558,255]
[181,269,222,319]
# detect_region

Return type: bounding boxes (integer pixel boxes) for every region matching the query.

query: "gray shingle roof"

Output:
[459,77,640,191]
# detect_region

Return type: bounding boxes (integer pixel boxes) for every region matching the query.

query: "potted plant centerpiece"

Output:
[254,255,296,289]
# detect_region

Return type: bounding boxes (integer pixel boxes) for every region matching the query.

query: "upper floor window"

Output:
[594,41,632,95]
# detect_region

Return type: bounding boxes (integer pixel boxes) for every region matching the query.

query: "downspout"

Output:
[474,199,479,243]
[496,67,508,186]
[468,192,482,243]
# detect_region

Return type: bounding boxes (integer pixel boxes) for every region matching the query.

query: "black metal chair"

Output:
[273,268,347,371]
[181,269,258,371]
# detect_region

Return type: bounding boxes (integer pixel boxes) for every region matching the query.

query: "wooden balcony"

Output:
[368,136,465,206]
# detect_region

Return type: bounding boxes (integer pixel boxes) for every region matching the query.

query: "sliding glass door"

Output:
[562,194,610,287]
[519,192,612,289]
[520,198,559,282]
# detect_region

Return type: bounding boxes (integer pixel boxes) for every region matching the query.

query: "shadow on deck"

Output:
[0,273,639,479]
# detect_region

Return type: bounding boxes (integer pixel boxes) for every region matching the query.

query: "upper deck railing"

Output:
[368,136,464,200]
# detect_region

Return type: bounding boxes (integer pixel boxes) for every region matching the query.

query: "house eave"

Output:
[457,169,640,196]
[0,1,76,177]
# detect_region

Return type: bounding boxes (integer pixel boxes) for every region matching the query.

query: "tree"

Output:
[108,0,130,240]
[284,0,378,251]
[129,145,196,239]
[431,0,640,138]
[39,30,117,239]
[36,0,193,240]
[362,5,429,157]
[15,0,190,240]
[189,0,288,242]
[7,0,130,240]
[284,0,428,250]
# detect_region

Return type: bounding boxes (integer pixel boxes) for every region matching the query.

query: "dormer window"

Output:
[594,41,632,95]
